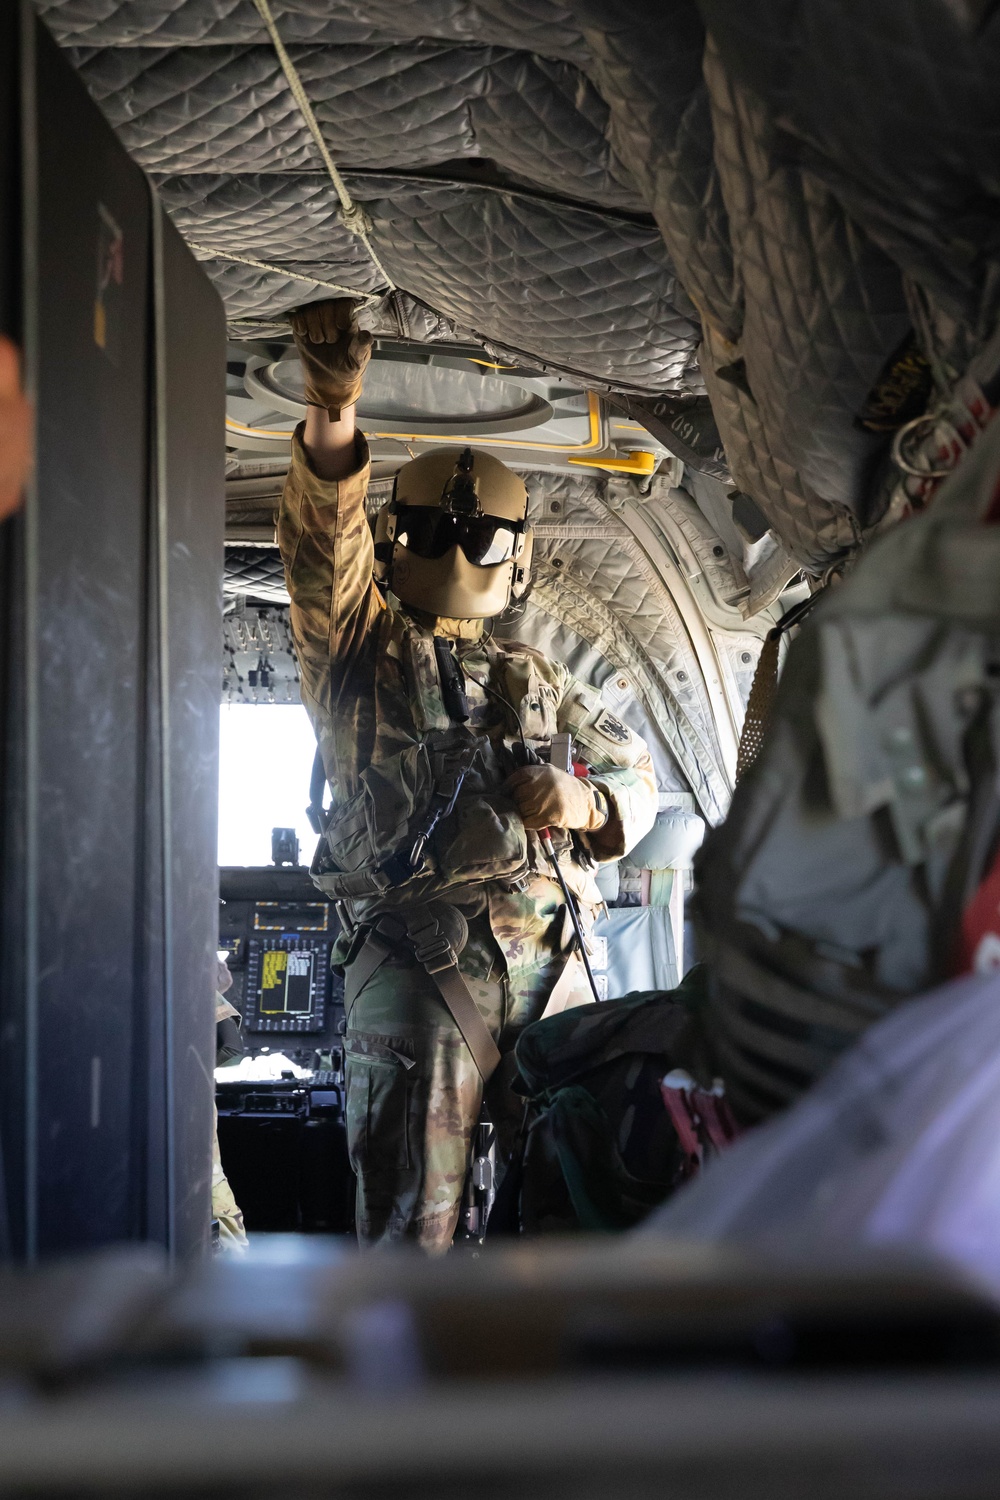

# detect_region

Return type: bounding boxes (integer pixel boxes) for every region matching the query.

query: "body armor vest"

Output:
[311,616,563,921]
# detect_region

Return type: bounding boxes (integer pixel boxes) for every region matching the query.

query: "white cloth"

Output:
[643,971,1000,1295]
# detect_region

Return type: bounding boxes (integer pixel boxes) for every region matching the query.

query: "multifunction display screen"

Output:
[260,948,314,1015]
[254,902,329,932]
[243,937,329,1034]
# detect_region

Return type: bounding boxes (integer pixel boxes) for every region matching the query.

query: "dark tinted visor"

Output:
[394,506,520,566]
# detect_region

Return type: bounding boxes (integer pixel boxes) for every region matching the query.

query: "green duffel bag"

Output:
[506,968,714,1234]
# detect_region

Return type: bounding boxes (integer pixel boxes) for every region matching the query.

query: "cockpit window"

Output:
[217,704,318,867]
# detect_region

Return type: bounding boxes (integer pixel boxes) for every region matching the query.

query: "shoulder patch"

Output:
[594,709,630,745]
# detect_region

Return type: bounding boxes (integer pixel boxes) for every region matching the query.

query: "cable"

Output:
[539,831,602,1005]
[251,0,397,293]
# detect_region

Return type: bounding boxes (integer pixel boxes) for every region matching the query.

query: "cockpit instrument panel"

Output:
[219,871,344,1049]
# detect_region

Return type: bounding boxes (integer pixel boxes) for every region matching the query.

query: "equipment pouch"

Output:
[317,731,529,901]
[318,740,435,879]
[432,792,528,886]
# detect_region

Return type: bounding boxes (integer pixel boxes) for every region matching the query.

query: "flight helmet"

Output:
[373,446,533,619]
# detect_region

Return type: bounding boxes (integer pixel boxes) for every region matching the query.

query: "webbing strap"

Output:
[345,927,501,1082]
[251,0,397,294]
[427,962,502,1083]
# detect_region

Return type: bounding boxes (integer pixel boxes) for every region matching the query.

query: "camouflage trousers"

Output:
[343,905,591,1254]
[212,1106,248,1252]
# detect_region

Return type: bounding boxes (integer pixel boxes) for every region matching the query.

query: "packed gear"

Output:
[505,969,722,1234]
[642,968,1000,1305]
[290,297,373,420]
[373,445,533,620]
[694,408,1000,1126]
[277,301,658,1250]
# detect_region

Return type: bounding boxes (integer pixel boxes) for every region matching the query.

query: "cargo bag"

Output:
[507,970,712,1233]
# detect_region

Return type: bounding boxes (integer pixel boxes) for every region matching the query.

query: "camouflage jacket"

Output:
[278,430,658,958]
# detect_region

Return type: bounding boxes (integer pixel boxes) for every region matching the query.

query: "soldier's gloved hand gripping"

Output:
[506,763,608,832]
[291,298,373,420]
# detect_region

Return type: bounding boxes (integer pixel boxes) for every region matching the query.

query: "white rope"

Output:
[251,0,397,292]
[186,243,381,304]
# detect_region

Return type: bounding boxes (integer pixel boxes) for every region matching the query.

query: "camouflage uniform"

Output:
[212,993,248,1251]
[278,430,658,1252]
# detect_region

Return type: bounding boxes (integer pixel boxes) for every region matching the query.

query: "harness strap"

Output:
[424,961,502,1083]
[344,912,502,1082]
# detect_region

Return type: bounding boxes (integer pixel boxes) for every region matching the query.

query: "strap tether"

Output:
[251,0,397,295]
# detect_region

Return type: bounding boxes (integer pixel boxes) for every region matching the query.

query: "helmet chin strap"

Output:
[405,606,485,641]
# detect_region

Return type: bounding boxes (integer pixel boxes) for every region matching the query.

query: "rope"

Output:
[186,244,381,304]
[251,0,396,292]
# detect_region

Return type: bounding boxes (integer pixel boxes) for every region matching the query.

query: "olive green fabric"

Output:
[513,968,711,1234]
[694,405,1000,1124]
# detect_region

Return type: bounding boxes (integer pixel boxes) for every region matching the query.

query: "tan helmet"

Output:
[373,446,533,619]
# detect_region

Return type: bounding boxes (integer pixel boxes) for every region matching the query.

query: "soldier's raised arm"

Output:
[276,300,380,705]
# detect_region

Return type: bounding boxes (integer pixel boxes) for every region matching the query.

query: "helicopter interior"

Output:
[3,3,1000,1492]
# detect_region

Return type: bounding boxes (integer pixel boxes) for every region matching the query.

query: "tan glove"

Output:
[505,764,608,832]
[290,298,373,420]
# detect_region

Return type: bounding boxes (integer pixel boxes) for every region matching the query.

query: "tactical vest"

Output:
[696,412,1000,1125]
[311,614,580,921]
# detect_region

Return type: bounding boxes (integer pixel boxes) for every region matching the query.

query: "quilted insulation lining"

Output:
[44,0,1000,573]
[44,3,704,394]
[570,0,1000,573]
[700,0,1000,363]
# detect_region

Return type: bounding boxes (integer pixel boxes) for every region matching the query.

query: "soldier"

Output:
[278,299,658,1252]
[212,957,248,1251]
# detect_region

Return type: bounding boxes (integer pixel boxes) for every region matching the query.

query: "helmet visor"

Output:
[394,506,520,567]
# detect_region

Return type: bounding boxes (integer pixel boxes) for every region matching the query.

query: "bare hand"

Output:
[0,336,32,522]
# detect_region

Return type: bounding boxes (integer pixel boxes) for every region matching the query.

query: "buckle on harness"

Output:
[411,932,456,973]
